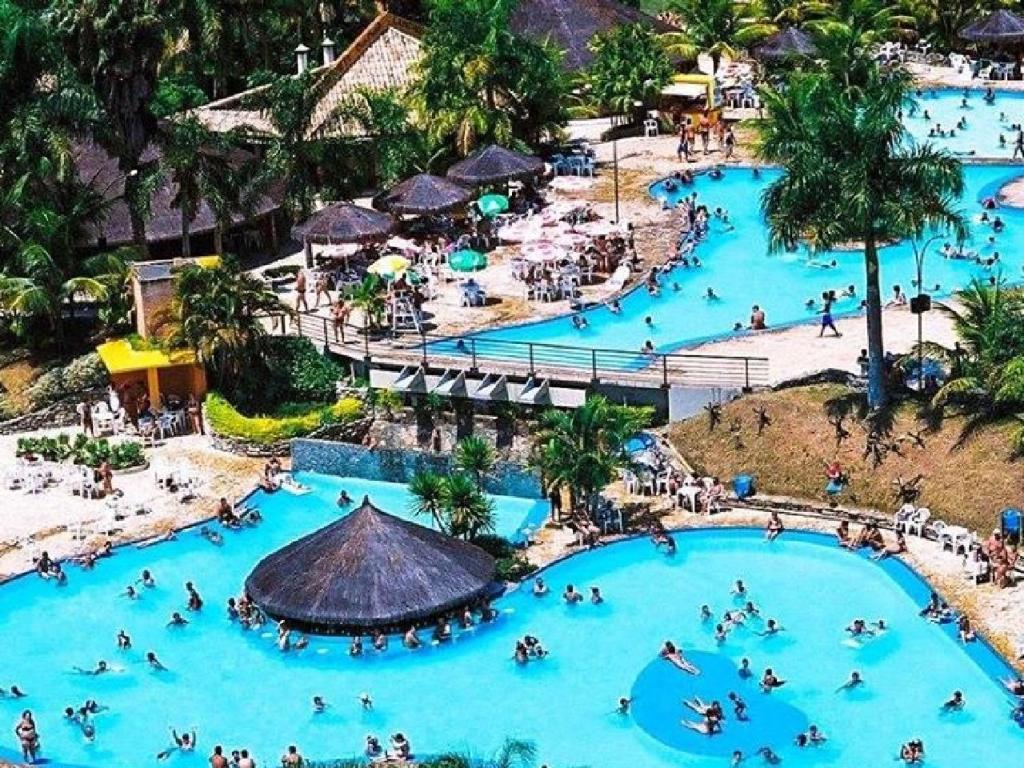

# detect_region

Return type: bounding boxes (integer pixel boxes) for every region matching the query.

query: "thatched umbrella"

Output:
[961,10,1024,74]
[753,27,817,61]
[960,9,1024,43]
[292,203,395,245]
[244,497,496,634]
[380,173,474,215]
[447,144,545,187]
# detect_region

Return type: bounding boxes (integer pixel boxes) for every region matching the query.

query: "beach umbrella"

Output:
[447,144,544,186]
[293,203,395,244]
[477,194,509,217]
[368,254,410,278]
[521,240,566,263]
[753,27,817,60]
[960,9,1024,43]
[380,174,474,215]
[449,249,488,272]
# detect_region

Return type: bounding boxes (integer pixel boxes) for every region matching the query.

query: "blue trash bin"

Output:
[1002,508,1022,544]
[733,474,756,499]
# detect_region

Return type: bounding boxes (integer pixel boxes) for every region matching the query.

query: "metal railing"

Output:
[282,313,770,391]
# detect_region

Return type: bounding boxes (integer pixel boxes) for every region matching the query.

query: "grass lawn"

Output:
[667,384,1023,534]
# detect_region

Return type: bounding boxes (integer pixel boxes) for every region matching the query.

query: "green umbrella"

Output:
[449,249,488,272]
[477,194,509,217]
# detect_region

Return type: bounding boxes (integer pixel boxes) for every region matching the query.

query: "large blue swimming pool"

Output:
[440,91,1024,366]
[1,500,1020,768]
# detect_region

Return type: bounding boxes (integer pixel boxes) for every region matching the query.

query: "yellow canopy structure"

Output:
[96,339,198,374]
[663,74,716,107]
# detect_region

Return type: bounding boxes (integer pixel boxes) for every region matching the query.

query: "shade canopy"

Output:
[449,249,487,272]
[293,203,395,244]
[960,10,1024,42]
[477,194,509,217]
[754,27,817,60]
[367,254,410,278]
[380,173,474,215]
[447,145,544,186]
[244,497,496,634]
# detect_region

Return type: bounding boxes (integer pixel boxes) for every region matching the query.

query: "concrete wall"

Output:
[292,438,543,498]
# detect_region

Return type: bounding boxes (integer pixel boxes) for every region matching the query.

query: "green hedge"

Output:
[205,392,363,445]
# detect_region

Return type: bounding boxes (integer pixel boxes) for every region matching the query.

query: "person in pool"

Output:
[146,652,167,671]
[157,727,196,760]
[756,746,781,765]
[706,287,719,300]
[532,577,549,597]
[837,670,864,691]
[615,697,632,715]
[660,641,701,674]
[337,490,353,507]
[74,661,109,676]
[900,739,925,764]
[738,658,753,679]
[728,691,748,720]
[760,668,786,692]
[941,690,965,712]
[571,314,588,330]
[764,512,784,542]
[608,299,622,314]
[403,626,421,649]
[757,619,784,636]
[563,584,583,604]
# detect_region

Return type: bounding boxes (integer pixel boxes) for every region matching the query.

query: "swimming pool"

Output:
[447,162,1023,365]
[283,473,548,542]
[1,517,1020,768]
[904,87,1024,159]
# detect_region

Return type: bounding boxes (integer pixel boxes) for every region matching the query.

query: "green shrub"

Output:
[229,336,344,411]
[472,533,516,559]
[495,554,536,582]
[25,352,108,410]
[15,433,145,469]
[205,391,363,445]
[284,337,345,402]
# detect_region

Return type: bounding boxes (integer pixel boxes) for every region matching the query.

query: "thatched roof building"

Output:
[194,13,425,140]
[74,141,282,250]
[509,0,674,71]
[244,497,496,634]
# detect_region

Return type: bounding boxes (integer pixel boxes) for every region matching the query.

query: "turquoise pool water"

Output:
[1,511,1020,767]
[904,87,1024,159]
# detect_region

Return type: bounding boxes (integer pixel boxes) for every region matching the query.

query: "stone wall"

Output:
[292,438,543,498]
[207,417,373,458]
[0,387,106,437]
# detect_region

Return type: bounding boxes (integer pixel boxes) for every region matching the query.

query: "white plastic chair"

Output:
[644,119,659,137]
[907,508,931,536]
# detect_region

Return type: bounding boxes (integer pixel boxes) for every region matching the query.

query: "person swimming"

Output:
[738,658,753,679]
[532,577,549,597]
[116,630,131,650]
[337,489,353,507]
[757,618,783,636]
[760,667,786,692]
[728,691,748,720]
[706,287,719,300]
[313,696,327,713]
[590,586,604,604]
[756,746,781,764]
[941,690,965,712]
[660,640,701,675]
[74,661,109,676]
[157,727,196,761]
[615,697,632,715]
[167,612,188,628]
[563,584,583,604]
[146,652,167,671]
[837,670,864,691]
[571,314,588,329]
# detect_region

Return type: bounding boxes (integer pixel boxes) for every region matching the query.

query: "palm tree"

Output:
[588,24,675,116]
[530,396,650,517]
[159,117,245,259]
[807,0,917,85]
[918,280,1024,453]
[54,0,168,254]
[166,258,284,391]
[443,473,495,539]
[408,470,448,530]
[346,275,388,333]
[671,0,775,72]
[420,739,536,768]
[454,435,496,491]
[757,67,965,409]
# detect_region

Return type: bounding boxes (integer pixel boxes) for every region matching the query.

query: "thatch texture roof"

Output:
[74,141,281,248]
[380,173,474,214]
[509,0,673,71]
[292,202,395,244]
[194,13,424,140]
[960,9,1024,43]
[754,27,817,60]
[447,144,545,186]
[244,497,496,633]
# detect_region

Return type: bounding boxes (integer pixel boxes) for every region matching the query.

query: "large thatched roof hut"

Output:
[244,497,496,634]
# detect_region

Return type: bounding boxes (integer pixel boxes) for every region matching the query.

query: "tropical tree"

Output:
[757,66,965,409]
[587,24,675,116]
[917,279,1024,453]
[454,435,496,490]
[54,0,170,254]
[345,274,388,333]
[159,117,245,259]
[408,469,448,530]
[166,258,284,391]
[407,469,496,539]
[420,739,537,768]
[808,0,917,85]
[900,0,997,53]
[530,396,651,516]
[671,0,776,72]
[413,0,568,155]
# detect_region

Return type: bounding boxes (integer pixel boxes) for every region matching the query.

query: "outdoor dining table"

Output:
[521,241,567,263]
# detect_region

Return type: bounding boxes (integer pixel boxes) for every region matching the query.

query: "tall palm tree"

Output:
[588,24,675,116]
[160,117,244,259]
[454,435,496,491]
[807,0,917,85]
[757,67,965,409]
[530,396,650,516]
[166,259,284,390]
[671,0,776,72]
[408,470,448,530]
[54,0,169,254]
